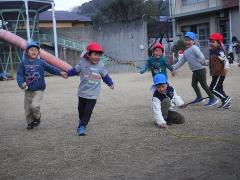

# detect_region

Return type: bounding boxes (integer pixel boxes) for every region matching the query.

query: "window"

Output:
[182,0,207,5]
[219,20,230,44]
[181,22,209,47]
[198,23,209,47]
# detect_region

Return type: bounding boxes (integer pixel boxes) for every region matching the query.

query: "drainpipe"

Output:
[229,10,232,44]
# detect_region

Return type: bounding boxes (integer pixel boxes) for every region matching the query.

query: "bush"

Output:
[171,39,186,57]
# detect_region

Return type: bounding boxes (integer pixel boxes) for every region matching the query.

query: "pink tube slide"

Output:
[0,29,72,72]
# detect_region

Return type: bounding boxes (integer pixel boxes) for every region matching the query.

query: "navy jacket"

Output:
[17,57,61,91]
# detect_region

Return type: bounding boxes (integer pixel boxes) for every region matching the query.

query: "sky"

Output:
[54,0,90,11]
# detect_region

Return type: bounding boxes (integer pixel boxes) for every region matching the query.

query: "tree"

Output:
[171,39,187,57]
[72,0,168,24]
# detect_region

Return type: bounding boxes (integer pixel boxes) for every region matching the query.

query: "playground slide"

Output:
[0,29,72,72]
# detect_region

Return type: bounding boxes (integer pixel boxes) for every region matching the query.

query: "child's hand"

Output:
[139,69,146,74]
[171,70,176,77]
[110,84,114,90]
[159,122,166,128]
[60,72,68,79]
[178,104,186,109]
[21,82,28,90]
[224,68,228,74]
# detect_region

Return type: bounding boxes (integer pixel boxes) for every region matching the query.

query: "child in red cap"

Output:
[140,42,175,79]
[67,42,114,136]
[202,33,231,109]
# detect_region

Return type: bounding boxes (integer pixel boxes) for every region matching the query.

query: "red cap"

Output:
[86,42,104,53]
[178,50,184,55]
[152,43,164,52]
[209,33,223,43]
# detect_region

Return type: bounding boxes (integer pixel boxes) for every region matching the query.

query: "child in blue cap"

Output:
[17,42,68,129]
[173,32,218,107]
[152,74,185,128]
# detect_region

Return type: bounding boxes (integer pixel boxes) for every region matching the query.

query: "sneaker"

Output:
[190,97,205,104]
[33,118,40,127]
[217,103,224,108]
[222,97,231,108]
[27,122,34,130]
[77,126,86,136]
[223,103,231,109]
[204,98,219,107]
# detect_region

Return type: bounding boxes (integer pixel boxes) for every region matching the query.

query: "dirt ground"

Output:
[0,64,240,180]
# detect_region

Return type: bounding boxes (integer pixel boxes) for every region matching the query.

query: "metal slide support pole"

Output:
[24,0,31,43]
[51,2,58,58]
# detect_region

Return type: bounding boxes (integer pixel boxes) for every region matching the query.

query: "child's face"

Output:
[184,37,194,47]
[210,40,220,49]
[153,48,163,58]
[88,51,102,64]
[27,47,39,59]
[156,83,167,94]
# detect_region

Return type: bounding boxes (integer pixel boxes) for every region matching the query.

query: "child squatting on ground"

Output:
[16,42,68,130]
[140,42,175,78]
[173,31,218,107]
[152,74,185,128]
[201,33,231,109]
[67,42,114,136]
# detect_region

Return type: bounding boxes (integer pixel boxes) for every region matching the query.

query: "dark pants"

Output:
[78,97,97,128]
[161,98,185,124]
[209,76,227,102]
[192,68,214,99]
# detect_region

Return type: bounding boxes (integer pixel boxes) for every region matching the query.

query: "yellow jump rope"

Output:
[163,97,240,143]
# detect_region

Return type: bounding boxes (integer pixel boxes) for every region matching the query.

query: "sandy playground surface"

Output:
[0,64,240,180]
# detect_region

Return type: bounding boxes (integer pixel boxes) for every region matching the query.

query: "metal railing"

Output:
[39,33,88,51]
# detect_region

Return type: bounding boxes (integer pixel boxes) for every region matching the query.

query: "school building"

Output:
[39,10,92,28]
[169,0,240,53]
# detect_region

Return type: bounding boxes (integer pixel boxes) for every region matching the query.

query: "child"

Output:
[173,31,218,107]
[17,42,68,130]
[203,33,231,109]
[232,36,240,66]
[152,74,185,128]
[140,42,175,78]
[67,42,114,136]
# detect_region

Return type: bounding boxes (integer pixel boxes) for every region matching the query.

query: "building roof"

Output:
[39,11,92,22]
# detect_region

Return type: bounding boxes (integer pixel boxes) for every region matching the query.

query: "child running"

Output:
[202,33,231,109]
[140,42,175,78]
[152,74,185,128]
[17,42,68,130]
[173,31,218,107]
[67,42,114,136]
[232,36,240,66]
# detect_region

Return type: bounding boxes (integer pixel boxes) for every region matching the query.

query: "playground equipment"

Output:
[0,29,72,71]
[0,0,59,79]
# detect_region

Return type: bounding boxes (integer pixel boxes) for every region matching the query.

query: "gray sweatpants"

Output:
[161,98,185,124]
[192,68,215,100]
[24,91,44,124]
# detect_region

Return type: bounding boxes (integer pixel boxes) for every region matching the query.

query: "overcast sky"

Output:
[54,0,90,11]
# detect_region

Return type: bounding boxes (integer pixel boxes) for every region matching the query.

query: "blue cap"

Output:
[153,74,167,85]
[184,32,196,40]
[26,41,40,50]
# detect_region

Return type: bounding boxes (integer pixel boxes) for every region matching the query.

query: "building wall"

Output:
[172,0,222,15]
[95,19,148,68]
[39,22,89,28]
[231,8,240,39]
[41,19,148,73]
[39,22,73,28]
[171,0,239,56]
